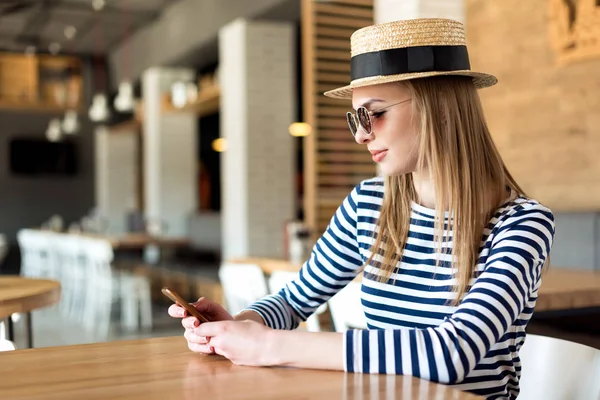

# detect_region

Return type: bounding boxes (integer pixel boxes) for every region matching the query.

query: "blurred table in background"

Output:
[228,258,600,312]
[0,276,60,348]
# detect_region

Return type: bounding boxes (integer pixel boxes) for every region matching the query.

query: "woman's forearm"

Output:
[234,310,266,325]
[269,330,344,371]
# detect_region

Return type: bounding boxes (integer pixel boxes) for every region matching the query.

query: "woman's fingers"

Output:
[187,342,215,354]
[182,316,200,329]
[184,328,210,344]
[168,304,187,318]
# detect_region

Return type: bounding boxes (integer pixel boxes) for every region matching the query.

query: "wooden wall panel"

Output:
[467,0,600,211]
[302,0,375,237]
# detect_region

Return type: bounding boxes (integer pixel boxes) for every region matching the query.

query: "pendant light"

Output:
[114,80,135,112]
[62,110,80,134]
[46,118,62,142]
[89,93,111,122]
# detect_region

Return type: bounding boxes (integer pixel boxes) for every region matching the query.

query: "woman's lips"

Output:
[370,150,388,163]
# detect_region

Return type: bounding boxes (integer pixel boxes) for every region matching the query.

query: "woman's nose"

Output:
[354,129,373,144]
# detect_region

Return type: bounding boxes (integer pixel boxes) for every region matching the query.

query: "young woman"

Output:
[169,18,555,399]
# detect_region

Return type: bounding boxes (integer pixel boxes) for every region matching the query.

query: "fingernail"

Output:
[179,310,185,317]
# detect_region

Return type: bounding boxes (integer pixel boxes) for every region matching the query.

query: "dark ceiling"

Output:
[0,0,177,56]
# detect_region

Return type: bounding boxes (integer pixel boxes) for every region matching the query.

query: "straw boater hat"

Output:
[324,18,497,99]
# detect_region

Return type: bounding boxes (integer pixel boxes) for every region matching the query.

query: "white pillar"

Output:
[375,0,465,24]
[219,19,296,260]
[142,67,198,237]
[94,126,138,235]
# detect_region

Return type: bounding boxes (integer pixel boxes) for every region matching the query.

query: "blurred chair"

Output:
[52,233,86,322]
[328,281,368,332]
[81,237,152,335]
[17,229,49,278]
[218,262,268,315]
[268,270,327,332]
[518,334,600,400]
[79,237,116,336]
[0,340,16,352]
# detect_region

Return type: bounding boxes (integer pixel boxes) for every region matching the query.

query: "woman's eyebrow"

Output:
[354,98,385,111]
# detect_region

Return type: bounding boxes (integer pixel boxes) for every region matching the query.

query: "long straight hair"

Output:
[365,76,525,305]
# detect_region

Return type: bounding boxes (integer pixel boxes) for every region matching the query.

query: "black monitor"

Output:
[9,138,78,176]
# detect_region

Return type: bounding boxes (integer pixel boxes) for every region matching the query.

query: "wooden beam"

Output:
[316,49,351,61]
[302,0,318,236]
[315,3,373,19]
[316,15,372,30]
[316,60,351,73]
[318,163,376,174]
[316,37,351,51]
[318,152,373,163]
[315,27,357,40]
[317,72,350,84]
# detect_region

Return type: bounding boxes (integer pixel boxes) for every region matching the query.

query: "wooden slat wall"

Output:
[301,0,375,238]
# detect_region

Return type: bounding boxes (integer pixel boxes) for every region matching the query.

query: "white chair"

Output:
[518,334,600,400]
[81,237,152,333]
[268,271,327,332]
[328,281,368,332]
[17,229,49,278]
[52,234,87,322]
[218,263,269,315]
[0,340,16,352]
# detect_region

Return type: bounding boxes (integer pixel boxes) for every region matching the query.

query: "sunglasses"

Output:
[346,98,412,137]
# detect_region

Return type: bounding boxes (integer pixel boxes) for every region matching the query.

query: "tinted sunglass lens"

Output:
[346,112,358,136]
[357,107,371,134]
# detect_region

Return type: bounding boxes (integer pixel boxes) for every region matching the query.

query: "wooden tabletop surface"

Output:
[0,336,482,399]
[229,258,600,312]
[0,276,61,318]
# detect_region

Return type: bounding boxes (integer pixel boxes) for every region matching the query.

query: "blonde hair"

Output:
[365,76,525,306]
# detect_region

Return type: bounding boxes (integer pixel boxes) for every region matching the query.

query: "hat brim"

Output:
[323,70,498,99]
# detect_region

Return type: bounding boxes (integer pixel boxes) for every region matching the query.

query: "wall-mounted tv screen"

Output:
[9,138,78,176]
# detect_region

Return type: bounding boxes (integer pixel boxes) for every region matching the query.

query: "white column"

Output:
[94,126,138,235]
[219,19,296,260]
[375,0,465,24]
[142,67,198,237]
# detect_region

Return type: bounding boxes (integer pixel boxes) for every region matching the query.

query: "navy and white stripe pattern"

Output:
[246,177,555,400]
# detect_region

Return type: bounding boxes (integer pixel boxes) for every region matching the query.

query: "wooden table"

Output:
[0,336,482,399]
[229,258,600,312]
[106,233,190,250]
[535,268,600,312]
[0,276,61,348]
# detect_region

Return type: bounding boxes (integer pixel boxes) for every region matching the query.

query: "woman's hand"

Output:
[193,320,278,367]
[168,297,234,354]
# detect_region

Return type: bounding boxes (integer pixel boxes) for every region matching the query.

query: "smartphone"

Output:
[162,287,210,323]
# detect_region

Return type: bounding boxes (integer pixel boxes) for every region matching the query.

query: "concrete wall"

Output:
[109,0,297,88]
[0,112,95,242]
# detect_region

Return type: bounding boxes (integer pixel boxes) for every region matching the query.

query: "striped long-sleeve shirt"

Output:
[246,177,555,400]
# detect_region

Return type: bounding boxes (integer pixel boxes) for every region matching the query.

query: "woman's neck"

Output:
[411,170,437,209]
[410,170,512,213]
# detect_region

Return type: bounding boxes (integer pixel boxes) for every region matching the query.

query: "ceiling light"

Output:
[62,111,80,134]
[114,81,135,112]
[89,93,111,122]
[64,26,77,40]
[289,122,312,137]
[49,42,61,55]
[46,119,62,142]
[92,0,106,11]
[212,138,228,153]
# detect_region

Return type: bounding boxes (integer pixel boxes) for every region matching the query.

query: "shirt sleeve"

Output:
[244,182,365,330]
[343,203,555,384]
